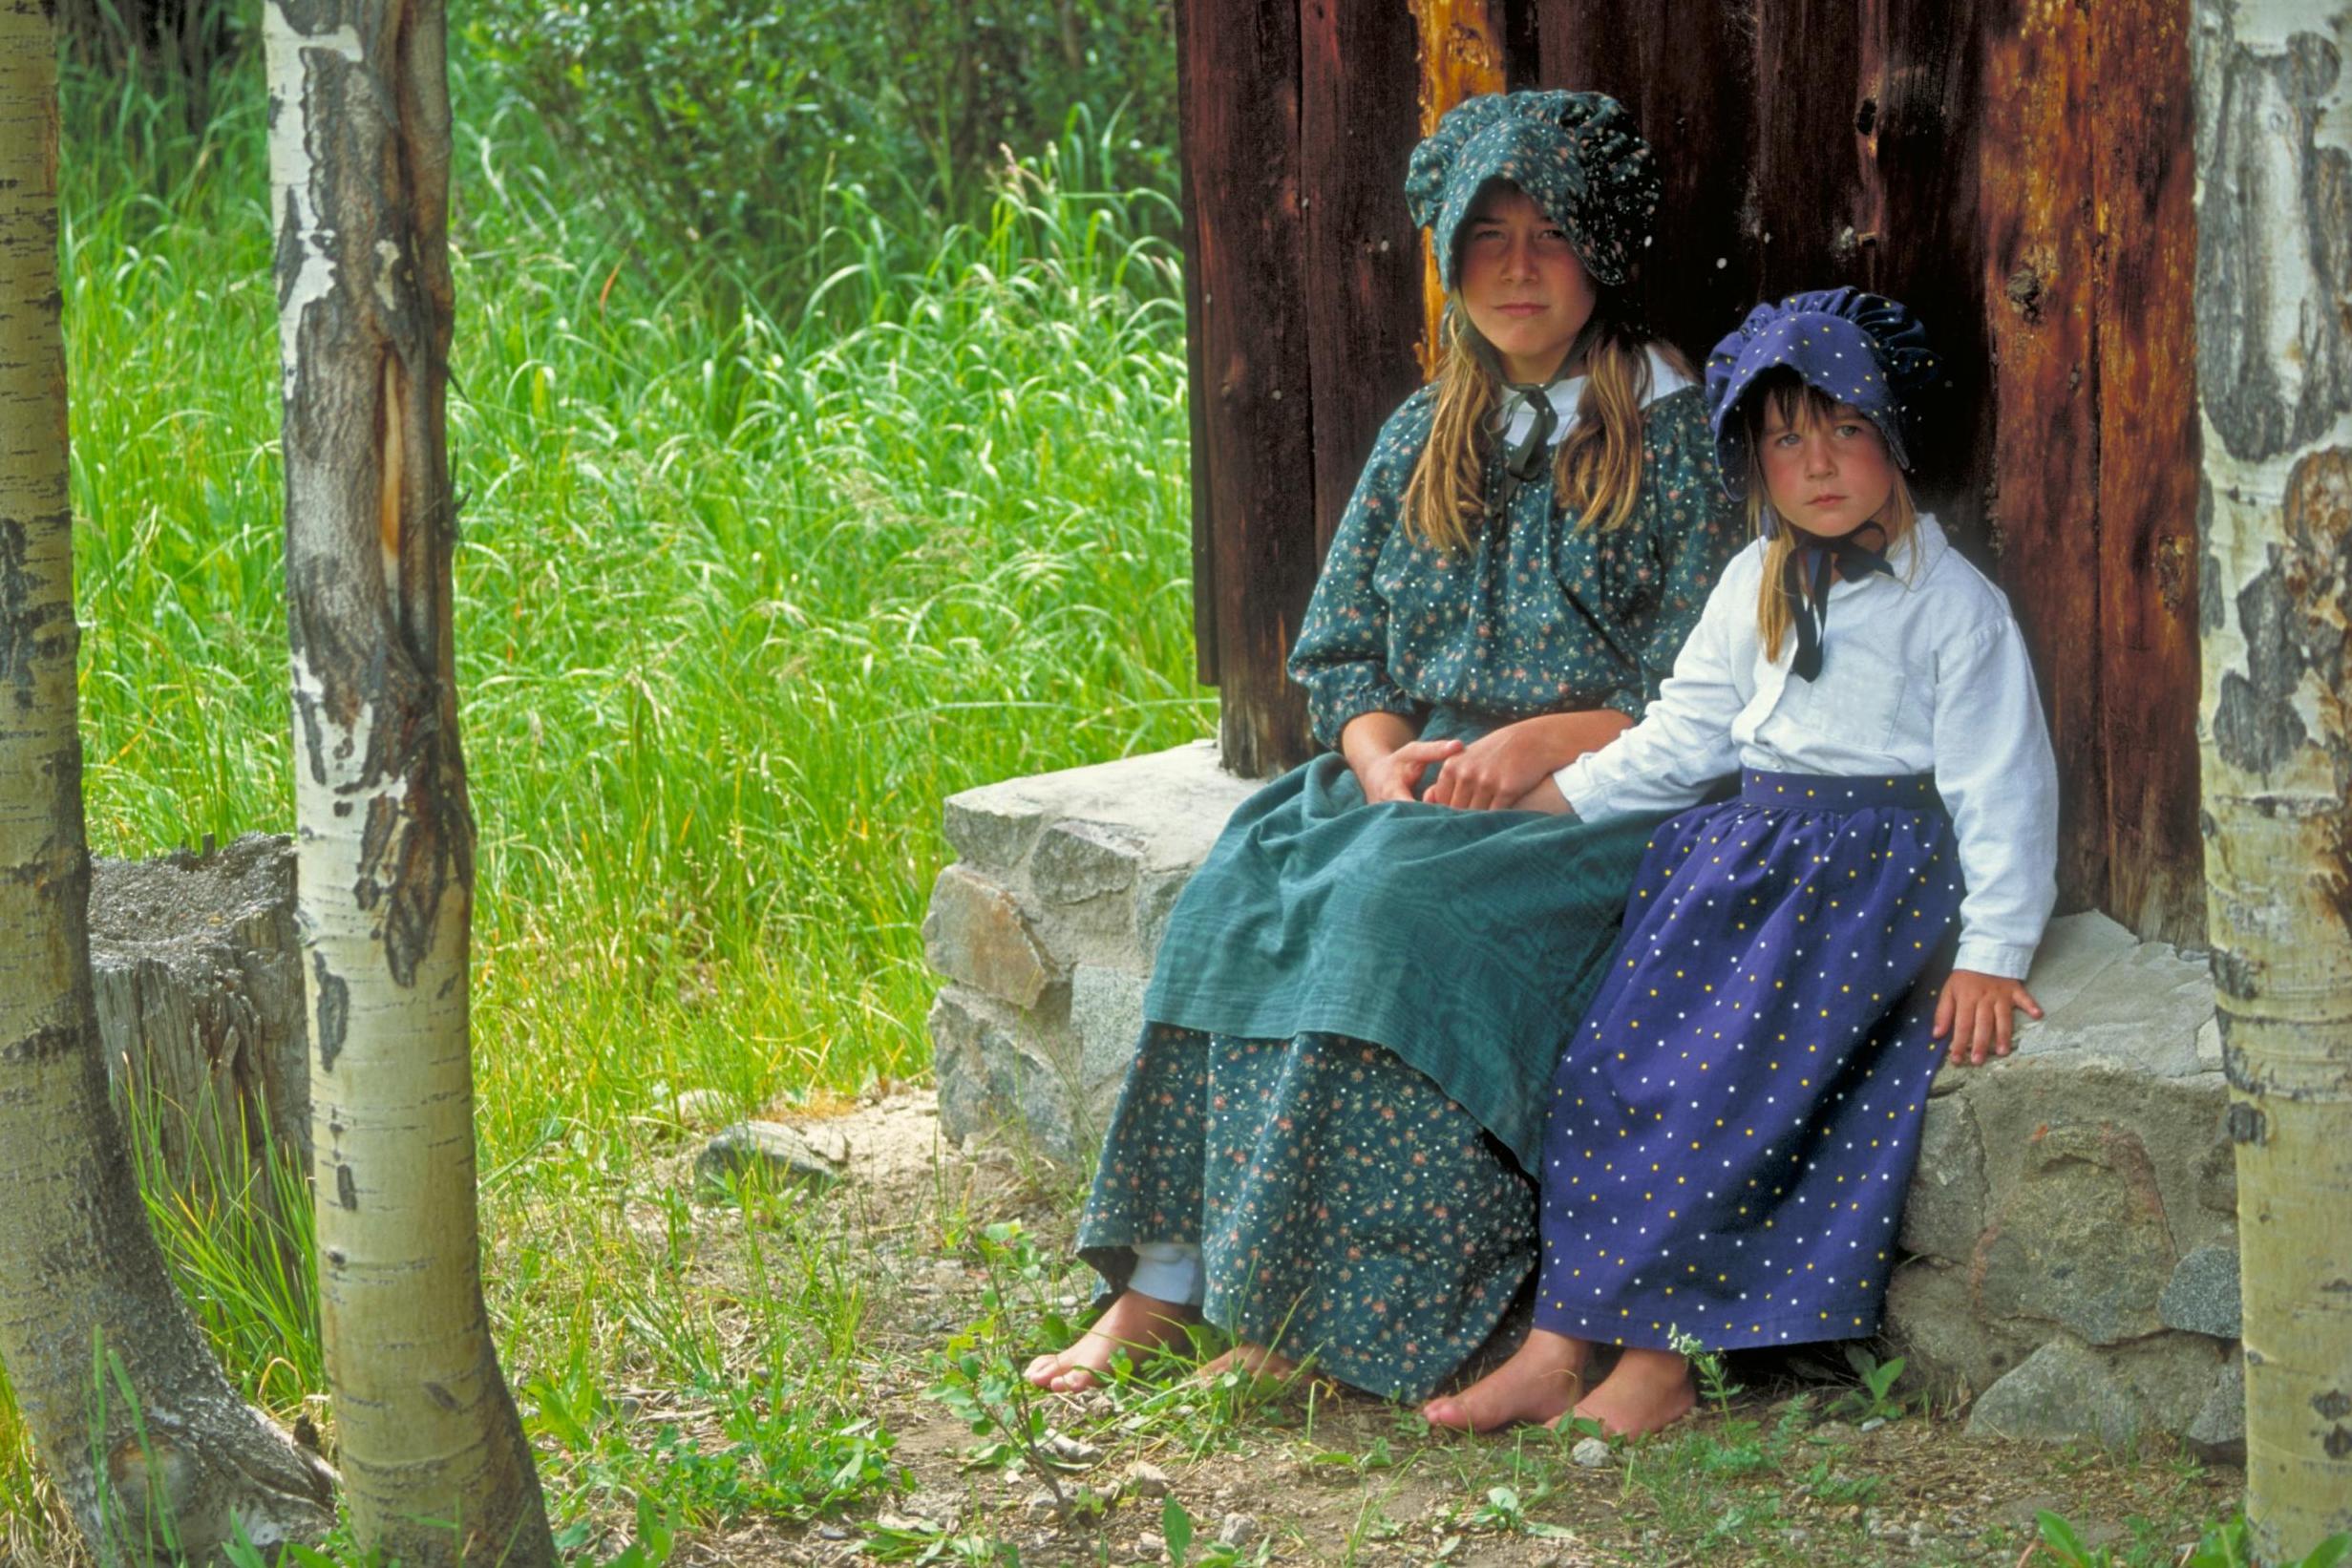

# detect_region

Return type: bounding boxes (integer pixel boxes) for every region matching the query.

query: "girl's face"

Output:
[1457,183,1596,384]
[1758,396,1898,539]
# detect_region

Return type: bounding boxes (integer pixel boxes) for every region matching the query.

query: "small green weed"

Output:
[1159,1495,1267,1568]
[1665,1325,1744,1416]
[1468,1485,1578,1541]
[858,1517,1026,1566]
[1832,1344,1908,1425]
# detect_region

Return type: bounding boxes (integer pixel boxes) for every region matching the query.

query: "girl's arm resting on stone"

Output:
[1934,970,2044,1066]
[1932,616,2060,980]
[1424,710,1630,810]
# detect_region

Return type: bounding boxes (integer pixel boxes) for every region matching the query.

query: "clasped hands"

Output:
[1345,710,1631,813]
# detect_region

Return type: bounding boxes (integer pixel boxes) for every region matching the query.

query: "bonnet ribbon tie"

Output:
[1785,530,1896,682]
[1479,314,1604,512]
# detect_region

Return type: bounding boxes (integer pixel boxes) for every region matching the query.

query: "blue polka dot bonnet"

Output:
[1405,90,1662,291]
[1703,288,1941,522]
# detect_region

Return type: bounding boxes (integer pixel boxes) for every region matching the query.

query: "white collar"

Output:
[1494,346,1695,451]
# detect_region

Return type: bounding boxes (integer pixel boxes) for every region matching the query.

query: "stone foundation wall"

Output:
[924,742,1256,1165]
[924,748,2240,1452]
[1886,913,2243,1457]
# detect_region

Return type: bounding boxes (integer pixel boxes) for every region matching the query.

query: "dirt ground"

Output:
[651,1091,2241,1568]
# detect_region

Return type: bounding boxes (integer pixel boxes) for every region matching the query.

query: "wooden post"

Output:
[1177,0,1318,777]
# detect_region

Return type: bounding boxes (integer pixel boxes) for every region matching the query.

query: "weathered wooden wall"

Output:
[1177,0,2205,944]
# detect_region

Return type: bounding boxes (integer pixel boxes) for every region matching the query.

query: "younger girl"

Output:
[1424,288,2058,1435]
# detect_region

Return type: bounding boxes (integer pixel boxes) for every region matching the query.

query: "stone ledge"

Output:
[927,741,1259,1164]
[924,758,2239,1452]
[1887,912,2237,1454]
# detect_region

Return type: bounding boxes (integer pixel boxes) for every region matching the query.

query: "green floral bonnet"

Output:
[1405,90,1662,291]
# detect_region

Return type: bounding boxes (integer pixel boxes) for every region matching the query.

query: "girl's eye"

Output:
[1771,432,1802,448]
[1834,423,1866,438]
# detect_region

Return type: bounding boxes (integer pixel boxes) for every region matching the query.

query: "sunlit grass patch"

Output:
[29,45,1203,1561]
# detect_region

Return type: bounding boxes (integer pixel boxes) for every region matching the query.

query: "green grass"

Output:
[65,64,1202,1145]
[11,47,1205,1560]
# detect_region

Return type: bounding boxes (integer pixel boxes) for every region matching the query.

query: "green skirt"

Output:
[1143,748,1661,1170]
[1079,1026,1535,1400]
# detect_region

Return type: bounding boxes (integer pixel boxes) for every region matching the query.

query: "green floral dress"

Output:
[1077,368,1741,1400]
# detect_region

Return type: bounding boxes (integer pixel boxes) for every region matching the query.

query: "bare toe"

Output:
[1422,1332,1586,1432]
[1021,1289,1197,1393]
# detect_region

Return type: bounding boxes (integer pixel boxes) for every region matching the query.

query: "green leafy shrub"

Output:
[465,0,1176,278]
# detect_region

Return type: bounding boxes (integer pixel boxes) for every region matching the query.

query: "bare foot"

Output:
[1024,1289,1197,1393]
[1421,1328,1590,1432]
[1193,1342,1299,1385]
[1571,1346,1695,1437]
[1195,1335,1326,1401]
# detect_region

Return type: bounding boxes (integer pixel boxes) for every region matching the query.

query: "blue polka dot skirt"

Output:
[1534,770,1960,1353]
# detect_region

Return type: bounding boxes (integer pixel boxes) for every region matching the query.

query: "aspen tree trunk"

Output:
[2191,2,2352,1560]
[262,1,552,1561]
[0,3,335,1560]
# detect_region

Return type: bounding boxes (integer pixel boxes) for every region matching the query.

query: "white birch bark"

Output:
[263,0,552,1560]
[0,2,334,1559]
[2191,2,2352,1560]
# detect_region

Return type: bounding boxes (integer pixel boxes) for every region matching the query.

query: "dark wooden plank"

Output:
[1533,0,1760,366]
[1301,0,1426,566]
[1977,0,2108,914]
[1178,0,1218,690]
[1748,0,1871,301]
[2091,0,2205,943]
[1874,0,1994,525]
[1175,0,1318,776]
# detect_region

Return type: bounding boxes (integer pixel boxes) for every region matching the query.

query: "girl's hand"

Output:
[1355,737,1465,804]
[1932,970,2045,1067]
[1424,710,1631,812]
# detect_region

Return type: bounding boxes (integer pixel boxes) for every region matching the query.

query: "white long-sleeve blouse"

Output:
[1552,512,2059,979]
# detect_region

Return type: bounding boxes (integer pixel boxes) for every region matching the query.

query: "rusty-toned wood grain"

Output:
[1176,0,1318,775]
[1411,0,1505,371]
[1979,0,2106,913]
[1533,0,1760,365]
[1303,0,1427,565]
[1178,0,2207,931]
[2091,0,2204,943]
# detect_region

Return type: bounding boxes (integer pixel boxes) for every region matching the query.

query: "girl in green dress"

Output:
[1024,89,1745,1402]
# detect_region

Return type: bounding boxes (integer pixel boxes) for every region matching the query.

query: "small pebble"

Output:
[1134,1533,1166,1561]
[1216,1513,1259,1548]
[816,1525,850,1540]
[1571,1436,1612,1469]
[1046,1433,1102,1464]
[1123,1461,1171,1499]
[1022,1488,1060,1518]
[1858,1416,1887,1433]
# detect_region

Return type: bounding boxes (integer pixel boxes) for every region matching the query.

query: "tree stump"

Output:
[89,833,309,1248]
